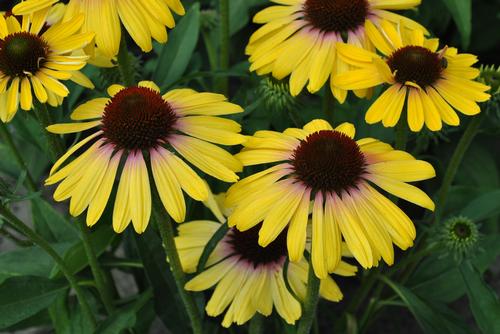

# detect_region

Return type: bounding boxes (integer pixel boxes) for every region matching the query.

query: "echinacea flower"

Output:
[333,23,491,131]
[0,12,94,122]
[176,192,357,327]
[45,81,245,233]
[247,0,426,102]
[226,119,435,278]
[13,0,185,57]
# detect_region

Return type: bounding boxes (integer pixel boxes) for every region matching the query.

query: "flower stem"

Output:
[435,114,484,220]
[0,122,37,191]
[152,201,203,334]
[77,217,115,315]
[217,0,230,95]
[33,102,65,162]
[117,36,136,87]
[297,257,321,334]
[0,203,96,329]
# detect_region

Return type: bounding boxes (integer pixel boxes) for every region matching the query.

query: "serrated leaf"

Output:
[0,276,67,329]
[154,3,200,89]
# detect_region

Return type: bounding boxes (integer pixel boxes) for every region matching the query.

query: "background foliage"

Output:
[0,0,499,333]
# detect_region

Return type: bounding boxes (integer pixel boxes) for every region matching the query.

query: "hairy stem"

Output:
[297,258,321,334]
[152,202,203,334]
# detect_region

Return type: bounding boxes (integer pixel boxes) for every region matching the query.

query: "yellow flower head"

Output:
[45,81,245,233]
[13,0,185,57]
[333,22,491,131]
[176,192,357,327]
[247,0,426,102]
[0,12,94,122]
[226,119,436,278]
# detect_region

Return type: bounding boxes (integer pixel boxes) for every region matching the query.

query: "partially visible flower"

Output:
[227,119,435,278]
[439,216,479,261]
[13,0,185,57]
[176,192,357,327]
[45,81,245,233]
[0,12,94,122]
[247,0,427,101]
[333,22,491,131]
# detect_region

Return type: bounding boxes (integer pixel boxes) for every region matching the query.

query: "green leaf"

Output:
[134,229,190,333]
[51,223,115,277]
[460,261,500,334]
[31,197,79,243]
[382,277,470,334]
[0,245,66,284]
[0,276,67,329]
[96,290,153,334]
[154,3,200,89]
[460,189,500,222]
[229,0,267,35]
[439,0,472,49]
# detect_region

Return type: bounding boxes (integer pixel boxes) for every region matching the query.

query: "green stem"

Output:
[77,218,115,315]
[394,119,409,150]
[117,36,136,87]
[217,0,230,95]
[0,225,32,247]
[435,114,484,220]
[297,258,321,334]
[33,102,65,162]
[152,203,203,334]
[0,122,37,191]
[0,203,96,329]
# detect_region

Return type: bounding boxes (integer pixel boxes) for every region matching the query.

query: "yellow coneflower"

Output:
[45,81,245,233]
[226,119,436,278]
[13,0,185,57]
[333,22,491,131]
[176,192,357,327]
[247,0,426,102]
[0,12,94,122]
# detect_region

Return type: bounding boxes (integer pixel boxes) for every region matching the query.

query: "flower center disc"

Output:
[387,46,444,88]
[102,87,177,150]
[303,0,369,33]
[227,224,287,267]
[0,32,49,77]
[292,130,365,194]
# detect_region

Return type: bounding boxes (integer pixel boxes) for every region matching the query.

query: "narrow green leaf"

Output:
[154,3,200,88]
[439,0,472,49]
[382,277,470,334]
[0,276,67,329]
[459,261,500,334]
